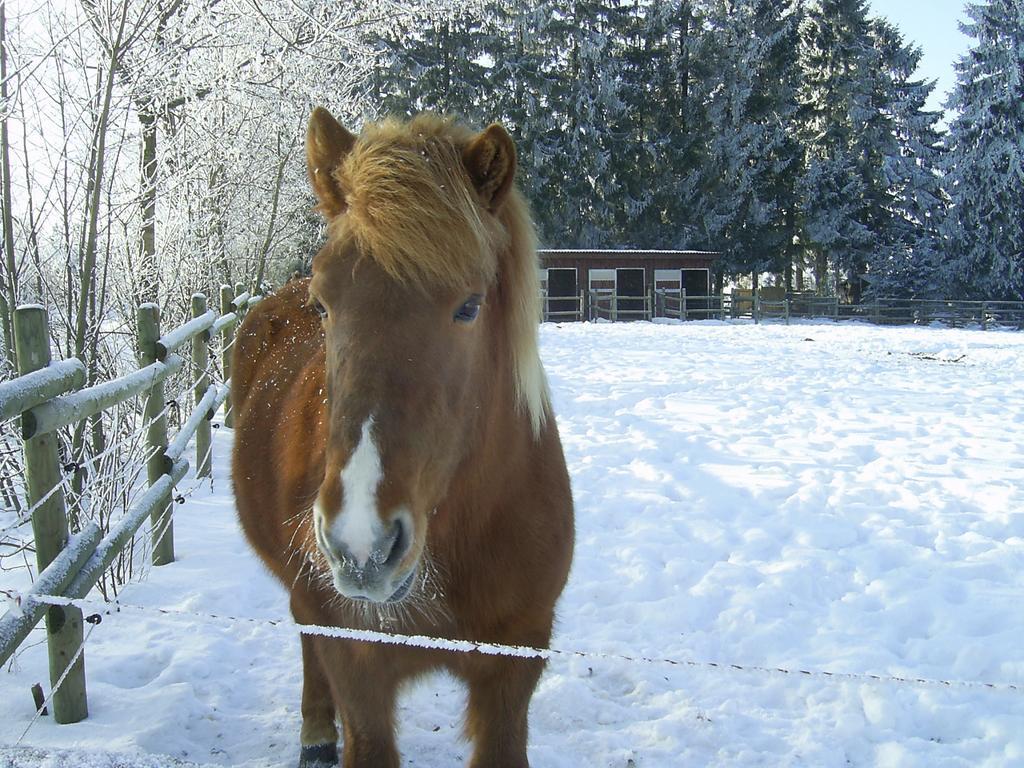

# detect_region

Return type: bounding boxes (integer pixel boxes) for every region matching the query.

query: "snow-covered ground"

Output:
[3,320,1024,767]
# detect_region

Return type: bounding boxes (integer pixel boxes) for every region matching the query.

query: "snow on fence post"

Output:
[14,305,89,724]
[191,294,212,479]
[220,285,235,427]
[137,304,174,566]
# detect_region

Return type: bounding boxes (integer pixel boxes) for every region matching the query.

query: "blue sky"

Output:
[867,0,972,115]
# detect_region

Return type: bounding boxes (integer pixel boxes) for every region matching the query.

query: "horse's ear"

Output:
[462,123,517,212]
[307,107,356,219]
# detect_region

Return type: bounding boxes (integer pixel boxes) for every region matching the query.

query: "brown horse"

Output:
[231,108,574,768]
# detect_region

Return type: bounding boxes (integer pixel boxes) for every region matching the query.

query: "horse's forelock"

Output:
[333,115,500,290]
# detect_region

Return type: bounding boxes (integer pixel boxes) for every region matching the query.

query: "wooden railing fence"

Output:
[587,291,652,322]
[539,291,585,323]
[0,286,259,724]
[542,288,1024,329]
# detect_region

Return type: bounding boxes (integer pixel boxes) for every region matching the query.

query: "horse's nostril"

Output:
[384,518,407,569]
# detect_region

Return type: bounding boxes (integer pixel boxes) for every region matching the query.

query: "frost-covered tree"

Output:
[519,1,625,246]
[367,8,490,123]
[608,0,718,251]
[943,0,1024,299]
[703,0,803,288]
[798,0,878,294]
[797,0,948,300]
[865,18,948,297]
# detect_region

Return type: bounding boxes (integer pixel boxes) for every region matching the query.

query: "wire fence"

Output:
[17,592,1024,696]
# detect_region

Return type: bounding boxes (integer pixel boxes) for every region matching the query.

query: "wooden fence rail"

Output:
[0,286,259,724]
[539,288,1023,328]
[641,291,1024,328]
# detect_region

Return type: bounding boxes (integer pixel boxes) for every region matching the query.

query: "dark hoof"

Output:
[299,742,338,768]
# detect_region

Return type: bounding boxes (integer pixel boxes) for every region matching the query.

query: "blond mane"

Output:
[331,114,550,436]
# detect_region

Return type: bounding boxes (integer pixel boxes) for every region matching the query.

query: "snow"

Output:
[3,320,1024,767]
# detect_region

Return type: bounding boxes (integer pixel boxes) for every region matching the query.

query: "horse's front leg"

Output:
[297,632,339,768]
[316,638,402,768]
[291,591,339,768]
[463,655,545,768]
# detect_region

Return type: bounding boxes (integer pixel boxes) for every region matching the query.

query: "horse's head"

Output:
[304,108,547,604]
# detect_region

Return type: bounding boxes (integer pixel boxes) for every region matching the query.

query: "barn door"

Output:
[683,268,710,319]
[547,268,578,320]
[616,268,645,319]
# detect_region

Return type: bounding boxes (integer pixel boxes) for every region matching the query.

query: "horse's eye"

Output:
[311,298,327,319]
[454,295,483,324]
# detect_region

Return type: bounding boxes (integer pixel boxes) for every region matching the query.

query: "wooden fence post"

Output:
[137,304,173,566]
[14,306,89,723]
[191,294,212,478]
[220,285,235,427]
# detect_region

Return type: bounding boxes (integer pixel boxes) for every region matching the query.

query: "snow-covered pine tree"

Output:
[703,0,803,287]
[654,0,720,252]
[598,0,669,248]
[943,0,1024,300]
[865,18,948,298]
[366,7,490,124]
[478,2,557,218]
[512,0,626,247]
[798,0,878,296]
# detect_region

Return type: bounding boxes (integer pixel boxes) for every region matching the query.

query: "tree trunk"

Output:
[0,0,17,365]
[814,251,827,295]
[138,107,158,305]
[74,0,128,362]
[678,1,692,125]
[254,134,289,291]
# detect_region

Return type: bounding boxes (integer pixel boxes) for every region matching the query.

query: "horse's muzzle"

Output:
[314,509,416,603]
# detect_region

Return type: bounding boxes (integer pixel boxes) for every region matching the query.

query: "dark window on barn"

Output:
[683,269,710,319]
[547,268,578,319]
[616,268,645,318]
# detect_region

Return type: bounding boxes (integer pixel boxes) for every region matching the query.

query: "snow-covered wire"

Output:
[21,593,1024,696]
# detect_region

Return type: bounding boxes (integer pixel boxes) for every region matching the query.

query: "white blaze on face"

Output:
[330,417,384,567]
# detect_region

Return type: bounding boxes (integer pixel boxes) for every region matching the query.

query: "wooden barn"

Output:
[538,249,719,321]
